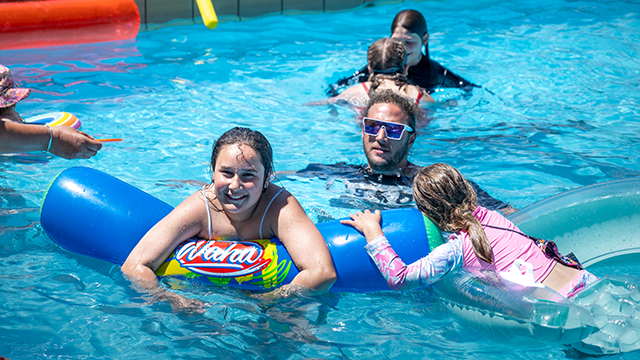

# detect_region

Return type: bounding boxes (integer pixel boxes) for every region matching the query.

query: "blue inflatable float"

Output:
[40,166,444,293]
[40,167,640,353]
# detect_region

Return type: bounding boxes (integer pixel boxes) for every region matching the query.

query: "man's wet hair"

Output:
[363,89,419,131]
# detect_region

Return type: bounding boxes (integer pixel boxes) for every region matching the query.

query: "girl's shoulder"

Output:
[340,82,369,98]
[180,187,209,207]
[262,184,292,208]
[175,187,212,221]
[262,184,308,220]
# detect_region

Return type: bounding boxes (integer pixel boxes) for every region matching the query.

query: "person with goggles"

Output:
[286,90,516,214]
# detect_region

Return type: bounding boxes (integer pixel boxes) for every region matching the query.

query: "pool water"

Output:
[1,0,640,358]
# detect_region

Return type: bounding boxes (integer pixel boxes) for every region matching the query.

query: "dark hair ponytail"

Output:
[413,163,493,264]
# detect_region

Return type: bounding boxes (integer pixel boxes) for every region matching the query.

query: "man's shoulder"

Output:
[295,162,365,178]
[403,162,422,179]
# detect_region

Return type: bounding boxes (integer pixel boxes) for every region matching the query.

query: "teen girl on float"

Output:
[123,127,336,309]
[341,163,597,297]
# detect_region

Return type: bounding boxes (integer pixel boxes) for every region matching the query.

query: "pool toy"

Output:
[433,268,597,346]
[508,177,640,354]
[432,178,640,353]
[434,269,640,354]
[40,166,444,293]
[0,0,140,51]
[569,275,640,355]
[509,177,640,268]
[196,0,219,29]
[23,112,81,129]
[40,168,640,351]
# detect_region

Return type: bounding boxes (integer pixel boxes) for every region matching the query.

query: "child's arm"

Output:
[122,191,207,311]
[341,210,464,291]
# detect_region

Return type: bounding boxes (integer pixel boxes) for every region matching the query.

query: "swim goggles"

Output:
[362,117,414,140]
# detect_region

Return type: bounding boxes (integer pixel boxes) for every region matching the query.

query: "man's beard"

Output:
[366,145,410,175]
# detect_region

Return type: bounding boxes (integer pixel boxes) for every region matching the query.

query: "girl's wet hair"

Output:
[367,38,406,75]
[366,38,416,96]
[413,163,493,264]
[210,127,274,186]
[391,9,428,37]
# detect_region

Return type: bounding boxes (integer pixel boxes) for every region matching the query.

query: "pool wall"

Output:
[134,0,409,29]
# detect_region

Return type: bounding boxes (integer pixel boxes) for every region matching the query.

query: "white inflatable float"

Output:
[433,178,640,354]
[509,178,640,268]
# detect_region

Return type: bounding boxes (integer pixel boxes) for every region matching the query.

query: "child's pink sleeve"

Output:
[364,234,463,291]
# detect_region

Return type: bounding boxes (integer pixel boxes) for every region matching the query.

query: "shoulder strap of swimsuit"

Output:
[415,91,422,104]
[201,186,213,240]
[259,187,286,239]
[481,223,583,269]
[481,223,537,241]
[361,82,369,94]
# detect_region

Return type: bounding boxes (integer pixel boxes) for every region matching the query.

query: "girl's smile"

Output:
[213,144,266,218]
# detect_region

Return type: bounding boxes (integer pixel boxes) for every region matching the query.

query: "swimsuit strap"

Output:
[361,82,369,94]
[259,187,286,239]
[480,223,583,270]
[481,223,538,241]
[415,91,422,104]
[201,186,213,239]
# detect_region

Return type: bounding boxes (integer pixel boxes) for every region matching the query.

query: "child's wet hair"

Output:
[0,104,15,115]
[210,127,274,186]
[367,38,406,75]
[413,163,493,264]
[366,38,418,99]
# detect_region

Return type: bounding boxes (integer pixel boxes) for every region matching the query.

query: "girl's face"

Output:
[212,144,266,216]
[391,27,428,68]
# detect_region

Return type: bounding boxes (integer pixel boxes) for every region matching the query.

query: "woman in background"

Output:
[327,9,478,97]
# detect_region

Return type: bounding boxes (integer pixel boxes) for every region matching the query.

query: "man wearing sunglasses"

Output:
[361,96,420,179]
[285,90,515,214]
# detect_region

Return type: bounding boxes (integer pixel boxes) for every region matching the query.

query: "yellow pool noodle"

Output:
[196,0,218,29]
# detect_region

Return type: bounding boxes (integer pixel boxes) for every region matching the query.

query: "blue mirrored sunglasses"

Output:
[362,117,414,140]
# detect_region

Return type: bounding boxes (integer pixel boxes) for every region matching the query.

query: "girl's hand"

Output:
[340,209,384,242]
[157,289,208,314]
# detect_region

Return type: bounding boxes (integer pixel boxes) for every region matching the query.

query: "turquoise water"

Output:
[1,0,640,358]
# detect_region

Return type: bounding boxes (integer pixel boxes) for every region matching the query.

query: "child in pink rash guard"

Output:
[341,163,597,298]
